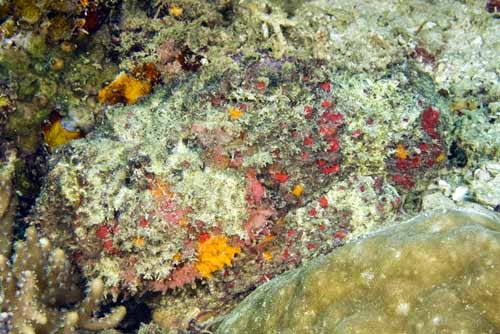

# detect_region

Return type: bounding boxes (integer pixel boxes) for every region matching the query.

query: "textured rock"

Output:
[216,208,500,334]
[470,163,500,208]
[0,147,17,258]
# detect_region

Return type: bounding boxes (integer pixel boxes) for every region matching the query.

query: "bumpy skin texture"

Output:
[31,54,454,302]
[216,208,500,334]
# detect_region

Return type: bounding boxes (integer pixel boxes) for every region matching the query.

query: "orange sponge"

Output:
[195,235,240,278]
[43,115,81,148]
[97,72,151,105]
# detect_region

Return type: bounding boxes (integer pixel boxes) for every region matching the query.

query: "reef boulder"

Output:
[216,208,500,334]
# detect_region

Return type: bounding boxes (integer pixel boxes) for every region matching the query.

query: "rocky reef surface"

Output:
[216,207,500,334]
[1,0,499,333]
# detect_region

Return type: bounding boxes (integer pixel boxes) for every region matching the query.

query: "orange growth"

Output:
[151,180,173,202]
[43,118,81,148]
[98,72,152,105]
[262,251,273,261]
[395,144,409,160]
[228,106,244,120]
[195,235,240,278]
[169,4,183,17]
[263,235,274,243]
[436,152,446,162]
[172,252,182,262]
[134,236,145,248]
[291,184,304,197]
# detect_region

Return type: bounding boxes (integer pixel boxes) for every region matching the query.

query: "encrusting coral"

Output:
[216,207,500,333]
[0,227,126,334]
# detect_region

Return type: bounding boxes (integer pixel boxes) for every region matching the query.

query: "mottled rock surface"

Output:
[216,208,500,334]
